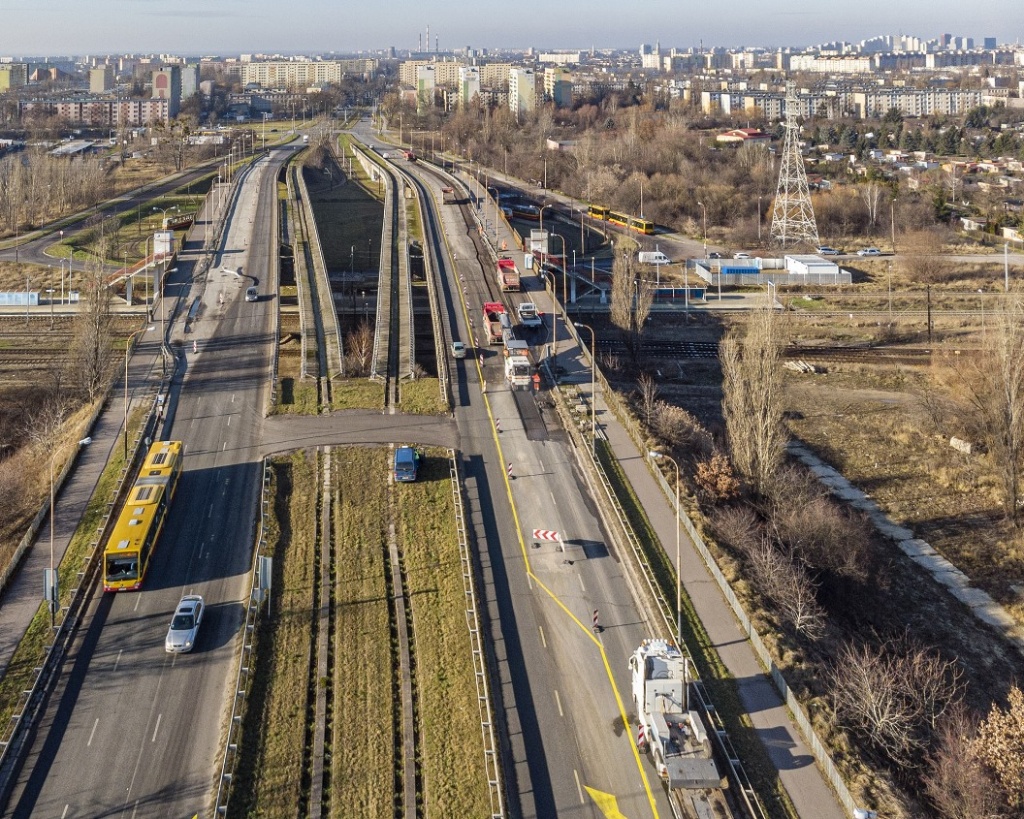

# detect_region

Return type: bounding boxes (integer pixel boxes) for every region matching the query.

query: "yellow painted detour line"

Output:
[585,786,629,818]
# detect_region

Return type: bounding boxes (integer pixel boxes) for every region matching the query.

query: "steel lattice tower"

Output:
[770,81,819,248]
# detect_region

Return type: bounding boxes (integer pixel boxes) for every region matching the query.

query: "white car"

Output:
[733,252,751,259]
[816,246,840,256]
[857,247,881,257]
[165,595,204,653]
[451,341,467,359]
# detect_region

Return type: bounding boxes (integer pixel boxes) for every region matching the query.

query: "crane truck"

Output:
[630,639,721,790]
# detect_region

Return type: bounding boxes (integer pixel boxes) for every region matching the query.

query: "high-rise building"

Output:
[416,64,436,112]
[90,66,113,93]
[180,64,200,99]
[0,63,28,91]
[458,65,480,108]
[151,66,181,118]
[544,67,572,107]
[509,68,536,119]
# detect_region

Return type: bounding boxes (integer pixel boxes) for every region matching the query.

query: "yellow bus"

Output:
[628,216,655,235]
[103,440,183,592]
[587,204,610,220]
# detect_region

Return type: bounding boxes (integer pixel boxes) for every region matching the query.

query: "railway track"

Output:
[593,337,943,367]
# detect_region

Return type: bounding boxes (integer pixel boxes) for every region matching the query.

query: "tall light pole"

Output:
[49,437,91,628]
[153,204,177,230]
[576,322,597,454]
[649,450,682,648]
[697,201,708,258]
[550,232,567,360]
[757,196,763,246]
[124,326,154,459]
[890,198,897,255]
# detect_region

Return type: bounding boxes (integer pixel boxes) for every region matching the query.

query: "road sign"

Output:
[532,529,559,541]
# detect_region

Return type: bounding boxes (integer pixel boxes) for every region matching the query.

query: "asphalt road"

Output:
[7,149,286,819]
[393,142,676,819]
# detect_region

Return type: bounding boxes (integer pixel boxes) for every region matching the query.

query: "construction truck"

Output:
[496,257,521,292]
[517,301,542,328]
[504,352,532,389]
[630,639,721,790]
[483,302,506,345]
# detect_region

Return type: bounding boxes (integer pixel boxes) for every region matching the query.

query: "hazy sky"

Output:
[0,0,1020,56]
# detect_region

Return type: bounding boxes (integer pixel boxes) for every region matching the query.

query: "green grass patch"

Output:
[273,378,320,415]
[330,378,385,411]
[331,447,394,817]
[398,378,447,415]
[395,450,491,817]
[231,452,318,818]
[596,440,795,819]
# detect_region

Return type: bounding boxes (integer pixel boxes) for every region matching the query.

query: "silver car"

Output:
[165,595,204,653]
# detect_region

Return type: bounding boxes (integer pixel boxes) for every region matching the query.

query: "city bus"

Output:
[587,204,610,220]
[103,440,183,592]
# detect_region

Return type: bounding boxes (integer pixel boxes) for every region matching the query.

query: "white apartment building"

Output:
[458,66,480,107]
[509,68,536,119]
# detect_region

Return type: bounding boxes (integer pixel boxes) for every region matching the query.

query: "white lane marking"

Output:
[554,689,564,717]
[151,713,162,743]
[573,769,585,803]
[549,491,557,507]
[227,415,231,427]
[207,503,214,519]
[113,649,123,671]
[538,626,547,648]
[87,718,99,747]
[61,806,69,819]
[578,574,586,593]
[222,441,227,451]
[232,394,236,403]
[133,596,142,612]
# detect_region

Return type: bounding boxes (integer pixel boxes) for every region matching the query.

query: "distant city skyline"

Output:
[0,0,1020,57]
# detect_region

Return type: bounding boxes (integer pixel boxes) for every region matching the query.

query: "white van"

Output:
[638,251,670,265]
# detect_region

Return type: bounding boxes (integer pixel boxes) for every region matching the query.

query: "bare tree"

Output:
[829,638,964,766]
[747,540,825,638]
[923,704,1004,819]
[68,232,115,401]
[636,371,659,427]
[344,322,374,377]
[720,306,786,495]
[955,298,1024,523]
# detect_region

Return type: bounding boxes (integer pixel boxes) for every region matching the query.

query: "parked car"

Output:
[707,252,723,260]
[857,247,882,257]
[816,246,840,256]
[451,341,467,359]
[165,595,204,653]
[393,446,421,482]
[733,252,751,260]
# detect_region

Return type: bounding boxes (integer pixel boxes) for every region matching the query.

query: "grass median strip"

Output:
[395,449,490,817]
[331,447,394,817]
[231,451,318,817]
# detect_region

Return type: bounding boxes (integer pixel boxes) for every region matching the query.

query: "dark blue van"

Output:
[393,446,420,482]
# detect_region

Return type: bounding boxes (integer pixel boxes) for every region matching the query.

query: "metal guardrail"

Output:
[294,169,345,380]
[214,458,273,816]
[448,450,505,819]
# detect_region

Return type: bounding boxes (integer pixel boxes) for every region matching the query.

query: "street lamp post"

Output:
[576,322,598,454]
[697,201,708,258]
[124,326,155,460]
[757,196,763,245]
[46,287,55,328]
[49,437,91,628]
[549,232,568,360]
[649,450,682,648]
